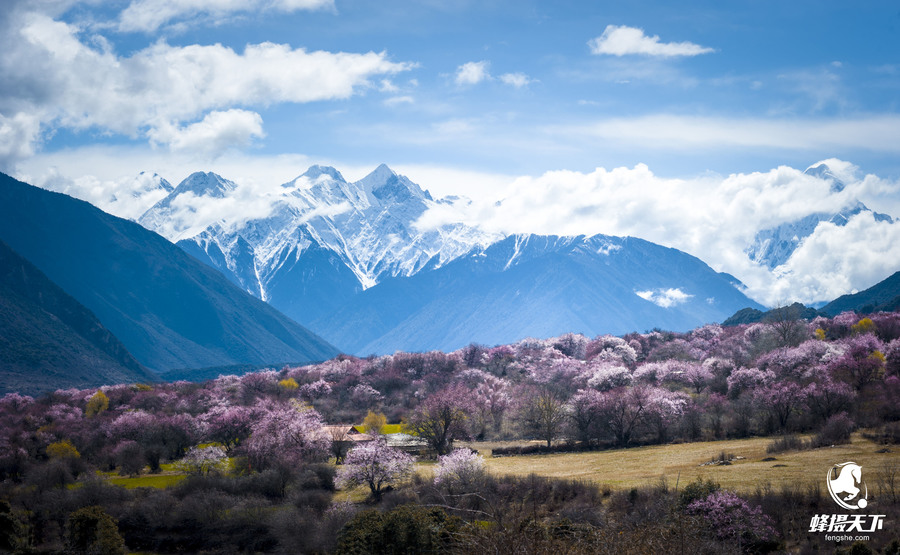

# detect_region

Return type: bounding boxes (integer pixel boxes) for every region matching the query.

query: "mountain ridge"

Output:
[311,233,764,354]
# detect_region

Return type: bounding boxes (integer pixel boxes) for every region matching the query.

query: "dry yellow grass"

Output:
[459,433,900,493]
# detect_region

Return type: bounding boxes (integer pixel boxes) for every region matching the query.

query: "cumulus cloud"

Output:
[0,8,412,168]
[415,160,900,306]
[455,60,490,86]
[0,113,41,172]
[499,72,531,88]
[588,25,714,58]
[453,62,532,88]
[148,109,265,156]
[769,212,900,303]
[118,0,335,33]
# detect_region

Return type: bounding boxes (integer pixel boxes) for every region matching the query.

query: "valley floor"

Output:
[460,433,897,493]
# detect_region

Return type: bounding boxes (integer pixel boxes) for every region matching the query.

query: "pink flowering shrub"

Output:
[243,401,329,469]
[726,367,775,398]
[433,448,485,490]
[178,445,228,475]
[585,335,637,365]
[686,490,778,548]
[336,439,415,500]
[584,361,632,391]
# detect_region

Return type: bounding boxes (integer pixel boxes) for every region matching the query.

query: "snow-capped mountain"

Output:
[311,233,763,354]
[745,163,894,270]
[139,171,238,239]
[139,164,498,325]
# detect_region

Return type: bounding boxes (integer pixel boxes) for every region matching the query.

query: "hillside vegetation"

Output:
[2,309,900,552]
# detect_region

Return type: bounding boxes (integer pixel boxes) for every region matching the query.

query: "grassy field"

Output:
[106,474,186,489]
[74,433,899,496]
[458,433,899,493]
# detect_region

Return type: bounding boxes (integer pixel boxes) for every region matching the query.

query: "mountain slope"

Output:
[0,172,340,373]
[0,240,157,394]
[312,234,765,355]
[822,271,900,315]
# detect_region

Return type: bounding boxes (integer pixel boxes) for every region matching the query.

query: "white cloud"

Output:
[549,114,900,153]
[499,72,531,88]
[453,62,531,88]
[0,9,412,169]
[588,25,714,58]
[118,0,335,33]
[636,288,693,308]
[412,160,900,306]
[768,213,900,304]
[148,109,265,156]
[384,95,415,106]
[0,113,41,171]
[455,60,490,86]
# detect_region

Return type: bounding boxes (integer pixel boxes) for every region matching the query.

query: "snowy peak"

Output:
[133,171,173,196]
[171,171,236,198]
[804,163,845,193]
[301,165,347,183]
[358,164,433,204]
[137,172,238,240]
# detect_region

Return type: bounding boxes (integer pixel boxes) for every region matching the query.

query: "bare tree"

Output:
[765,302,809,348]
[519,387,568,447]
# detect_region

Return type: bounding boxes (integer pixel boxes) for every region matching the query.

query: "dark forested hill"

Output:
[0,173,340,375]
[822,271,900,315]
[0,240,156,394]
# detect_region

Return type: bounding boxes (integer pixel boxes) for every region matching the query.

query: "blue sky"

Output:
[3,0,899,178]
[2,0,900,305]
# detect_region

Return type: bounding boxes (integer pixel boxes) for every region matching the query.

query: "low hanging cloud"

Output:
[0,7,412,171]
[769,213,900,304]
[118,0,336,33]
[635,288,693,308]
[415,160,900,306]
[588,25,714,58]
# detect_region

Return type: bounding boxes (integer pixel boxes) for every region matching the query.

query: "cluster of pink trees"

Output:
[0,309,899,553]
[0,310,898,488]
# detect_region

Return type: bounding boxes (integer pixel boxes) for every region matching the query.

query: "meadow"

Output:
[470,433,898,493]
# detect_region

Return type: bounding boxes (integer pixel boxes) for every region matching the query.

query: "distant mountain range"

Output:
[0,172,339,379]
[135,165,764,354]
